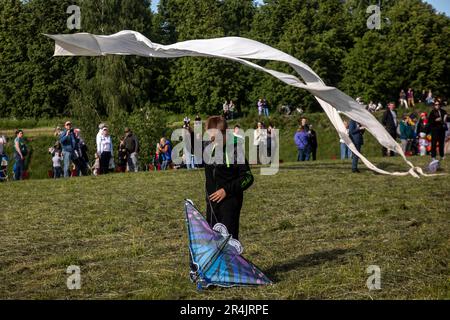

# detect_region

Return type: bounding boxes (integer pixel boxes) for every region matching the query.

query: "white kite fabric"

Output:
[46,30,429,177]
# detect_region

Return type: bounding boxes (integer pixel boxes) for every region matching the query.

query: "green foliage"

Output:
[0,0,449,119]
[126,105,168,160]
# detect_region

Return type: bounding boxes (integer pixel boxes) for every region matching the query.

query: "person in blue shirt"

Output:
[294,126,310,161]
[59,121,77,178]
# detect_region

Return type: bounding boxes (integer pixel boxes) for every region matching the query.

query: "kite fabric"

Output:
[184,200,271,289]
[46,30,430,177]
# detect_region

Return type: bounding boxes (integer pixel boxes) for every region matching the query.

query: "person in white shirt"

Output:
[52,151,63,178]
[97,127,113,174]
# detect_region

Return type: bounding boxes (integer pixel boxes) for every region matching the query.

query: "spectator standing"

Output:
[415,112,429,137]
[52,151,63,179]
[0,135,6,157]
[294,126,310,161]
[74,128,89,176]
[399,115,414,154]
[228,100,236,120]
[124,128,139,172]
[267,124,277,160]
[340,120,352,159]
[426,90,434,106]
[158,138,172,170]
[407,88,415,108]
[262,98,269,117]
[399,89,408,109]
[349,120,365,173]
[253,122,267,164]
[257,98,263,116]
[223,100,230,120]
[60,121,77,178]
[308,125,318,161]
[13,130,27,180]
[97,127,113,174]
[428,101,448,160]
[117,137,127,173]
[381,102,398,157]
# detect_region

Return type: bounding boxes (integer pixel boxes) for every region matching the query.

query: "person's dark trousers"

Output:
[297,148,305,161]
[77,160,88,176]
[352,143,362,171]
[53,167,62,179]
[310,147,317,161]
[431,128,446,158]
[100,152,111,174]
[14,157,24,180]
[382,130,397,156]
[206,195,243,240]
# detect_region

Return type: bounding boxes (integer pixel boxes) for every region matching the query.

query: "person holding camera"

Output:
[59,121,77,178]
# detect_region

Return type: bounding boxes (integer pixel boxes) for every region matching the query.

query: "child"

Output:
[52,151,63,178]
[204,116,254,240]
[93,153,100,176]
[418,132,429,156]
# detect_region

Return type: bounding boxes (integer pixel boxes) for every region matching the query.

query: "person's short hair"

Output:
[16,129,23,135]
[65,121,72,126]
[234,124,241,129]
[99,123,106,129]
[124,127,131,133]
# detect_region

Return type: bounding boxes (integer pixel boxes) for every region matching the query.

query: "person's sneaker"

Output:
[441,157,445,161]
[352,169,361,173]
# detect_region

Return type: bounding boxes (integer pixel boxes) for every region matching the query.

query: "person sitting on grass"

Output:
[204,116,254,240]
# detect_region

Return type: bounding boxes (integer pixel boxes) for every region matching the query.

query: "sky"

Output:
[151,0,450,16]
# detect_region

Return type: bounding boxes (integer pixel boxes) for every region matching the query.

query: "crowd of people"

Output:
[1,91,449,180]
[348,97,449,173]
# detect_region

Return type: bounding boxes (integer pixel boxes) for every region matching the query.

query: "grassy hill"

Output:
[0,159,448,299]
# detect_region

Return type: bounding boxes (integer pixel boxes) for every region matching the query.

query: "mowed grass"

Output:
[0,158,449,300]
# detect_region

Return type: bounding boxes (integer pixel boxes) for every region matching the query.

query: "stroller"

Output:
[0,154,9,182]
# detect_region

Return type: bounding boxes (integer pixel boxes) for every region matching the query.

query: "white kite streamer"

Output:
[46,30,431,177]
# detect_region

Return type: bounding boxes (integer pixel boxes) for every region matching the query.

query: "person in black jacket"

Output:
[204,116,254,240]
[308,125,318,161]
[349,120,365,173]
[428,101,448,160]
[381,102,398,157]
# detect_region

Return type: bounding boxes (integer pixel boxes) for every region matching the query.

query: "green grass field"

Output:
[1,158,448,300]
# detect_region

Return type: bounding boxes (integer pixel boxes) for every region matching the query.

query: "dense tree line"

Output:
[0,0,449,120]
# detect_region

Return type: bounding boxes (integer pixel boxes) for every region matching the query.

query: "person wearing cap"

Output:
[60,121,77,178]
[124,127,139,172]
[428,101,448,161]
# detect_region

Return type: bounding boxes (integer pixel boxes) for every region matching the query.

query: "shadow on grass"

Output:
[265,248,354,282]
